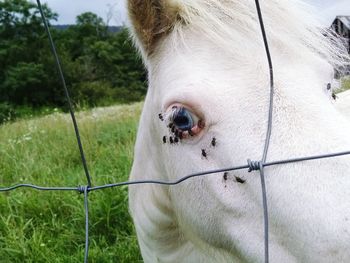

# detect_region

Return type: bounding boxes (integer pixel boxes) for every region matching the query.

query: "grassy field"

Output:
[0,103,143,262]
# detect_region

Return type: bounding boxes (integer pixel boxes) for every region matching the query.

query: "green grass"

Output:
[0,103,143,262]
[341,77,350,92]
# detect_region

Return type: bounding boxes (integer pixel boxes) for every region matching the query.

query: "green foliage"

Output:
[0,102,16,123]
[0,103,143,262]
[2,62,49,104]
[63,27,146,106]
[75,12,107,38]
[0,0,147,117]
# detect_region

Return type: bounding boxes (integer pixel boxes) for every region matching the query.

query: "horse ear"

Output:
[128,0,181,56]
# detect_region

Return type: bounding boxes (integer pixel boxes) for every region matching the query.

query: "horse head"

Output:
[128,0,350,262]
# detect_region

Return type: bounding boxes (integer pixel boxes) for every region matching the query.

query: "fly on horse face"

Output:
[127,0,350,262]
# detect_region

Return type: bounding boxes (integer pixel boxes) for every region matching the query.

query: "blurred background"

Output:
[0,0,349,124]
[0,0,145,125]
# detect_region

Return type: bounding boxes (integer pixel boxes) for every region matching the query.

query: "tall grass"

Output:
[0,103,143,262]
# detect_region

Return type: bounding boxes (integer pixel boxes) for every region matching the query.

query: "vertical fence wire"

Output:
[254,0,275,262]
[36,0,92,188]
[36,1,91,261]
[83,186,89,263]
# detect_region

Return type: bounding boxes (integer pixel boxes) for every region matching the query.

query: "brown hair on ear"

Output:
[128,0,181,55]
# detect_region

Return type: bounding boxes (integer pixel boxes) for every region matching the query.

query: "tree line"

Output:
[0,0,146,123]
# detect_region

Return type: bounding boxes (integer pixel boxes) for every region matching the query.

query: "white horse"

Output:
[127,0,350,262]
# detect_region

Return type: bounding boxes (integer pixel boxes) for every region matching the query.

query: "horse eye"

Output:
[173,107,194,131]
[167,105,204,137]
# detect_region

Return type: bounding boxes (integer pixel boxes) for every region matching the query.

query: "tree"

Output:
[60,17,146,105]
[0,1,147,122]
[0,0,58,106]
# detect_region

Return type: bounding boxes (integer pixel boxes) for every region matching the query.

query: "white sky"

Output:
[40,0,350,27]
[40,0,127,26]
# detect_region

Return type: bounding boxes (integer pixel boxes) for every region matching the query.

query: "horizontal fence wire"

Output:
[2,149,350,193]
[1,0,350,262]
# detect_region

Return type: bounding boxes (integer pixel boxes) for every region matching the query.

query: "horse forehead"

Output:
[151,42,252,95]
[149,28,334,104]
[153,46,332,92]
[153,35,320,77]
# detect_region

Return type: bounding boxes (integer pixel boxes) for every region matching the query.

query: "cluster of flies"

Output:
[159,113,181,144]
[158,110,245,184]
[158,110,213,158]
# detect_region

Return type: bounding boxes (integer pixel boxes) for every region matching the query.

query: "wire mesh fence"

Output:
[1,0,350,262]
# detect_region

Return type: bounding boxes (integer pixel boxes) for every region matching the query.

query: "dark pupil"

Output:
[173,108,193,130]
[174,115,189,126]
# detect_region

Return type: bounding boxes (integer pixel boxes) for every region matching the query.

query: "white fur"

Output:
[128,0,350,262]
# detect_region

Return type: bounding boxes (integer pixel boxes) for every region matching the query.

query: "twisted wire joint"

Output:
[247,159,261,172]
[78,185,89,194]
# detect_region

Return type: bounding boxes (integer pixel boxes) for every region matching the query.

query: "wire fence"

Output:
[1,0,350,262]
